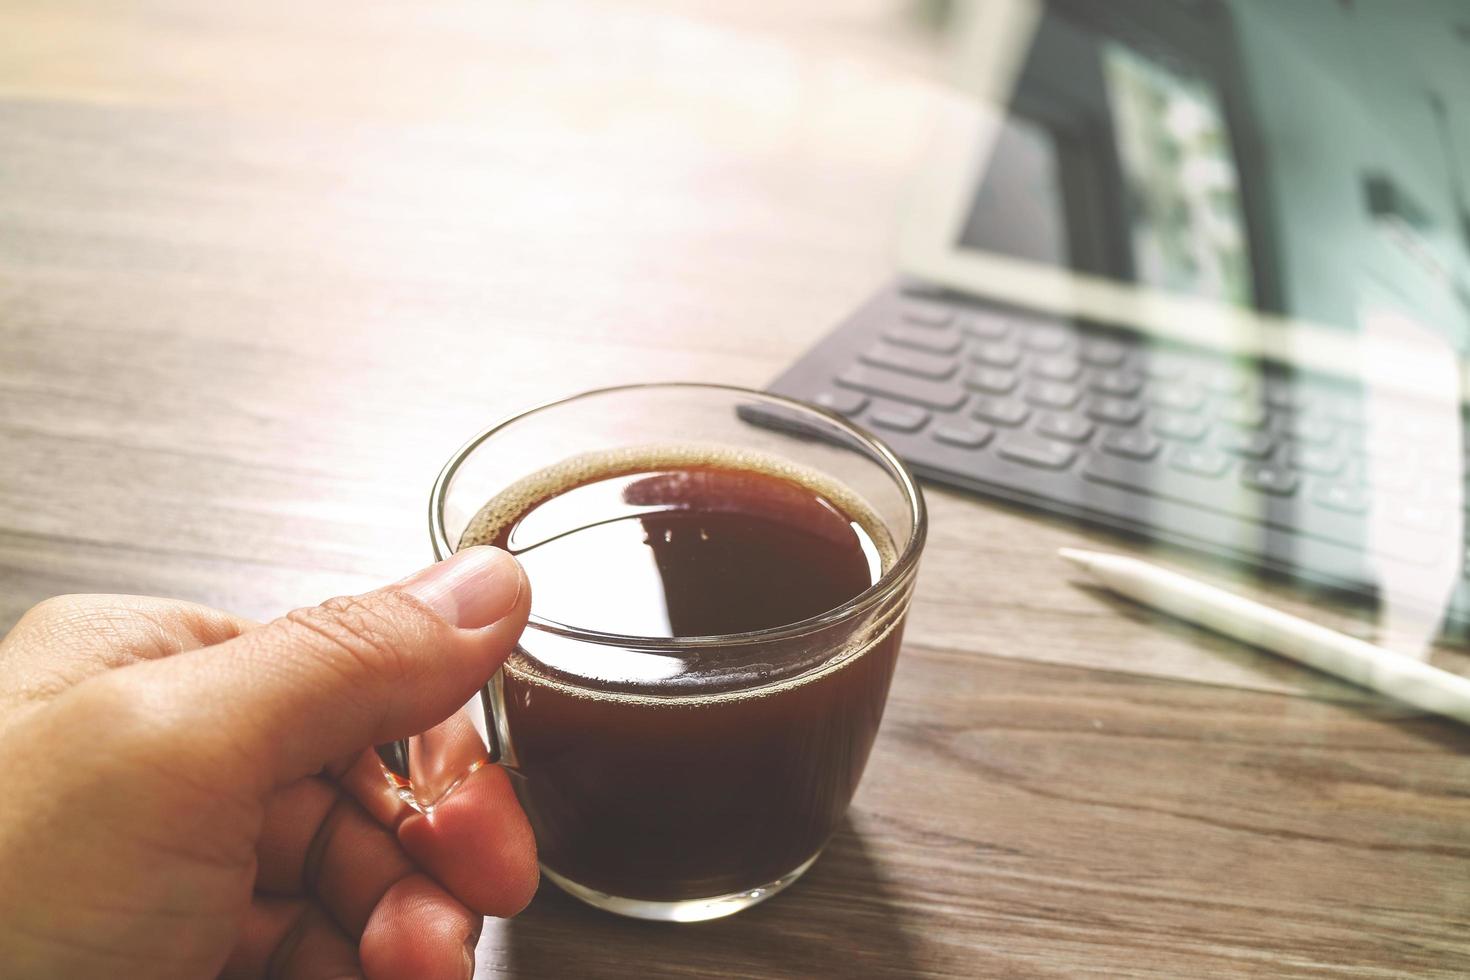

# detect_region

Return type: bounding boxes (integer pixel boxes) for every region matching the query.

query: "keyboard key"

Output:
[835,365,968,411]
[1286,416,1337,446]
[1025,382,1082,409]
[1324,396,1366,426]
[1031,356,1082,381]
[1150,384,1206,412]
[898,280,943,297]
[997,434,1078,469]
[1362,437,1406,463]
[1079,339,1127,366]
[972,396,1031,427]
[1264,380,1309,411]
[932,423,994,449]
[882,323,963,355]
[1140,352,1191,380]
[1313,483,1370,514]
[1079,454,1387,557]
[1084,454,1318,529]
[1101,428,1160,460]
[1204,368,1252,396]
[1335,457,1367,486]
[861,343,957,380]
[1216,425,1274,458]
[1170,446,1233,478]
[1035,412,1096,443]
[1019,325,1072,352]
[899,279,946,297]
[1241,461,1299,496]
[971,341,1023,368]
[960,311,1013,339]
[813,390,867,416]
[1152,412,1208,442]
[964,367,1018,394]
[1087,397,1145,426]
[900,302,954,327]
[868,405,929,433]
[1091,370,1144,397]
[1289,446,1346,476]
[1218,401,1268,428]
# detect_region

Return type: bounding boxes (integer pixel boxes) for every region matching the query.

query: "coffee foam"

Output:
[457,442,895,565]
[456,443,907,706]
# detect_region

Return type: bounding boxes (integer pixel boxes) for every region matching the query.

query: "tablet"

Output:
[899,0,1470,393]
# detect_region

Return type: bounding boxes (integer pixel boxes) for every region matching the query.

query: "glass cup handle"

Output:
[374,668,518,813]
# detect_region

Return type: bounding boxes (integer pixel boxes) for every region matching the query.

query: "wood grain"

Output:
[2,1,1468,976]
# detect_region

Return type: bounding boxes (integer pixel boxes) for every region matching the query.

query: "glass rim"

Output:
[428,382,927,650]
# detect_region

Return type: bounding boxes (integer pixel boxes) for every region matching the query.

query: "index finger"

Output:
[0,594,253,716]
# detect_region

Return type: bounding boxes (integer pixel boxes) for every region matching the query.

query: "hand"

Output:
[0,547,537,980]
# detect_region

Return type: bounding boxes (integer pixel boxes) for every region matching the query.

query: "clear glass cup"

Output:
[378,383,926,921]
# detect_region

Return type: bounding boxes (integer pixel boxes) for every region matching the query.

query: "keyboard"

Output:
[768,281,1470,632]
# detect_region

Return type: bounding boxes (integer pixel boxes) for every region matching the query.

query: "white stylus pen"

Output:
[1059,548,1470,725]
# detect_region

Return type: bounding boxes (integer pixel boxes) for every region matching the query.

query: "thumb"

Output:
[93,547,529,791]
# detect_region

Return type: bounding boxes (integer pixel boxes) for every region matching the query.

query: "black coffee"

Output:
[462,449,906,901]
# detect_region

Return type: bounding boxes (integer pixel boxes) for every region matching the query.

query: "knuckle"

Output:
[10,595,155,652]
[18,594,74,626]
[283,593,429,684]
[11,594,100,641]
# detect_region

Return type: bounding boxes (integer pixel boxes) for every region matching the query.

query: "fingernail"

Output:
[398,547,524,629]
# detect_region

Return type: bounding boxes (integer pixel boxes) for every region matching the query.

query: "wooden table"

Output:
[3,2,1468,976]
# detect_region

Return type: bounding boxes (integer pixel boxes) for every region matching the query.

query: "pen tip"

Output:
[1057,547,1095,571]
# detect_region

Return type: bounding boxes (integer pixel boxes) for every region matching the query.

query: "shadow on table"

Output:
[501,819,919,978]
